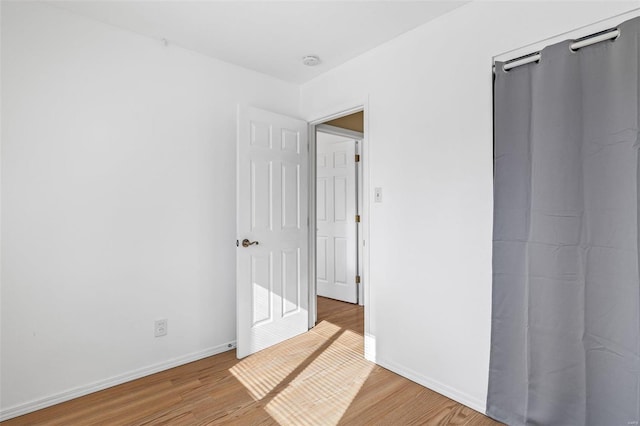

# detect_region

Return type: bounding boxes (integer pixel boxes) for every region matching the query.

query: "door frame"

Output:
[307,101,371,360]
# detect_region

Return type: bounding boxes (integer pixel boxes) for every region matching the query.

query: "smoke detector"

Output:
[302,55,320,66]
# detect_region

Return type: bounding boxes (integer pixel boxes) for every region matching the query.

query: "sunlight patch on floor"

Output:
[265,329,374,425]
[230,319,373,425]
[229,321,342,400]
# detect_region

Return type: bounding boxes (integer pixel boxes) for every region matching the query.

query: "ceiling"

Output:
[48,1,468,84]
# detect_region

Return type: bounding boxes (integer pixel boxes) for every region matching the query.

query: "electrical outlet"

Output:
[155,319,168,337]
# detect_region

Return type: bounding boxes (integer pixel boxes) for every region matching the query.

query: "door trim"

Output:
[307,100,371,362]
[316,124,364,140]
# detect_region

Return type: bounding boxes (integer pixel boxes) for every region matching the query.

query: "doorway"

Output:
[312,111,365,325]
[236,104,371,360]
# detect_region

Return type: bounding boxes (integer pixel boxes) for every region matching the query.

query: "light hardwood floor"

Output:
[2,298,500,425]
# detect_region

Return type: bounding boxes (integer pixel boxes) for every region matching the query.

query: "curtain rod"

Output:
[498,27,620,73]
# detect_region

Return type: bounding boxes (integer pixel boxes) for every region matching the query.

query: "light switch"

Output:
[374,187,382,203]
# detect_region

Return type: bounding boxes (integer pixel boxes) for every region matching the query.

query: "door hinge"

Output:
[356,275,361,284]
[355,214,361,223]
[355,154,360,162]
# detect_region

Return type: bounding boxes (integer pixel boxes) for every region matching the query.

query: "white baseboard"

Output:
[0,341,237,422]
[375,357,487,415]
[364,334,376,362]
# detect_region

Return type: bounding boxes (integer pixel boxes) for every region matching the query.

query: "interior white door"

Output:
[316,132,357,303]
[236,106,308,359]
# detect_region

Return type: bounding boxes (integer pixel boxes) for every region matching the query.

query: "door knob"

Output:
[242,239,259,248]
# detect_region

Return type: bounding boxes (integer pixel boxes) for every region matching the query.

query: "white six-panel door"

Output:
[316,132,357,303]
[236,106,308,359]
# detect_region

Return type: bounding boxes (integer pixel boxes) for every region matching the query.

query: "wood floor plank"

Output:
[2,297,500,425]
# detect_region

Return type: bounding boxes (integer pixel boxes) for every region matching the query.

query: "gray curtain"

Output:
[488,17,640,426]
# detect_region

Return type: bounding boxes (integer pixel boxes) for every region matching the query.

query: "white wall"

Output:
[0,2,299,417]
[301,1,639,412]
